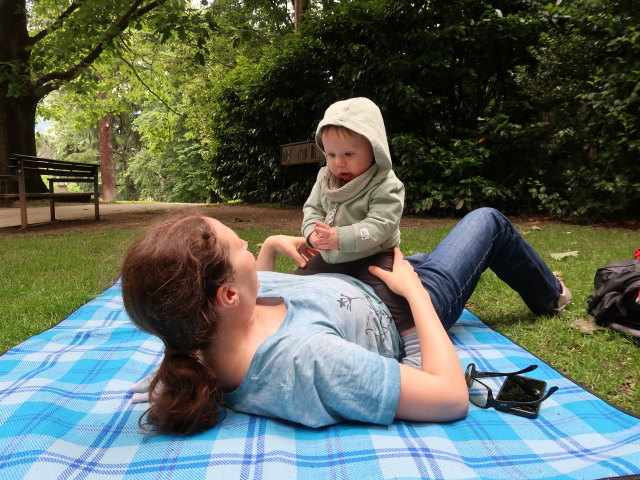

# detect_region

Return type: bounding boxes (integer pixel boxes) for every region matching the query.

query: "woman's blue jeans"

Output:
[406,208,560,330]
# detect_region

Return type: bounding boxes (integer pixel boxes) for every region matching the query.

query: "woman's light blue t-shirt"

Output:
[224,271,403,428]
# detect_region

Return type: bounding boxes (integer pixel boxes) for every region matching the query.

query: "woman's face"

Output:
[205,217,259,300]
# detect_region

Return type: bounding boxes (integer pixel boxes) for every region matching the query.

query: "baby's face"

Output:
[322,128,374,182]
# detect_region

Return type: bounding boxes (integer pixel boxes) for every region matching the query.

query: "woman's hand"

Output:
[256,235,318,271]
[368,247,425,299]
[371,248,468,423]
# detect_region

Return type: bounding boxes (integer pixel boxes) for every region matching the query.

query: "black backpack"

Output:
[587,259,640,337]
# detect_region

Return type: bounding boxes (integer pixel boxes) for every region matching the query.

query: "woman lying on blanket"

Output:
[121,207,572,435]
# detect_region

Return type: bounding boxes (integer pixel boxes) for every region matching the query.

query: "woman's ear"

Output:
[215,285,239,308]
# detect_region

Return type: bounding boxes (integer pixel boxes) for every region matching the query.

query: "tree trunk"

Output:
[0,90,46,194]
[0,0,45,194]
[293,0,311,33]
[118,152,137,200]
[98,115,116,201]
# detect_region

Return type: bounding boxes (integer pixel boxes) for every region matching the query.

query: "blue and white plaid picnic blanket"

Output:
[1,280,639,480]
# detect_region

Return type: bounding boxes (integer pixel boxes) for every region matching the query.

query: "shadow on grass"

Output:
[467,305,539,329]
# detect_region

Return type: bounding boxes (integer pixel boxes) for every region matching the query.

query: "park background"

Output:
[2,0,638,223]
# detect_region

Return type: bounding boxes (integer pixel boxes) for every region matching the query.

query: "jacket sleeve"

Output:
[337,175,405,253]
[301,168,328,244]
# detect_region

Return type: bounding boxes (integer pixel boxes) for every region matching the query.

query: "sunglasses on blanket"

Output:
[465,363,558,419]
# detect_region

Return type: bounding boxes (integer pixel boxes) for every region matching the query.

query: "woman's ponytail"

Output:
[140,348,224,435]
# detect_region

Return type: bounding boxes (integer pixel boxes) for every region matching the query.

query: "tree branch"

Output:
[117,53,182,117]
[35,0,167,97]
[28,0,87,45]
[270,0,294,31]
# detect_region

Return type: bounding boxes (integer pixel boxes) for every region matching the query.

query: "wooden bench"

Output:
[0,154,100,229]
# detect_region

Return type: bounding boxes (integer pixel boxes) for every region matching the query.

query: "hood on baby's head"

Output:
[315,97,392,170]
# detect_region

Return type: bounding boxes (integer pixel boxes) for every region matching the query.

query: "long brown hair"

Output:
[121,214,233,434]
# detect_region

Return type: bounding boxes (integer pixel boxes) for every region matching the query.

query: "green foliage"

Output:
[208,0,544,209]
[208,0,638,221]
[392,135,511,213]
[36,2,221,202]
[207,39,330,202]
[38,102,145,199]
[127,139,211,203]
[34,0,292,203]
[11,0,185,100]
[518,0,640,221]
[26,0,640,220]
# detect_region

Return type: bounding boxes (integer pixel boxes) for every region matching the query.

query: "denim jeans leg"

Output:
[406,207,560,329]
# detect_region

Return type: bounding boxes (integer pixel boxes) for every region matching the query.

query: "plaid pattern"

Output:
[1,280,639,480]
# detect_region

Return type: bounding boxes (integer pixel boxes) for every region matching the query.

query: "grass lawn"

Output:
[1,209,638,415]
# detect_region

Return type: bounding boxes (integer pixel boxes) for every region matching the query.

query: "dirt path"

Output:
[0,202,464,236]
[1,202,636,237]
[0,203,302,235]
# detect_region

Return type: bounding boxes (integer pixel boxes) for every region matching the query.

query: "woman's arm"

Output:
[369,248,469,422]
[256,235,318,271]
[301,169,328,242]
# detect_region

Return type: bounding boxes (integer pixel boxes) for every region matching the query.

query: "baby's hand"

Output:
[313,221,333,237]
[312,222,339,249]
[308,232,322,249]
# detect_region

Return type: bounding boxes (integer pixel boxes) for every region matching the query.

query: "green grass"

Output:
[0,228,142,353]
[1,215,639,416]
